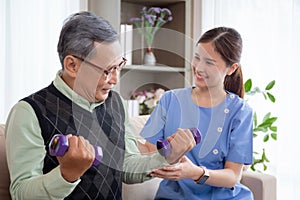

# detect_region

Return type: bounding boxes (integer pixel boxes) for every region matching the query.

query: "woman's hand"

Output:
[150,156,200,181]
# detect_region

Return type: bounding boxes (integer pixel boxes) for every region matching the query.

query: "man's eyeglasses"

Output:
[72,55,127,80]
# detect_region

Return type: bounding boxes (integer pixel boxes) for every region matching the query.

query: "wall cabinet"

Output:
[89,0,200,99]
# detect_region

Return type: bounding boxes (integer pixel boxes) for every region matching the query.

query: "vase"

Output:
[126,100,139,117]
[143,47,156,65]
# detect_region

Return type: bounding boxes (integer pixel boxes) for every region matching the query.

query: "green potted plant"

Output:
[244,79,277,171]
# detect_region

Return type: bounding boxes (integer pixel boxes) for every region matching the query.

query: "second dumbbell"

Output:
[156,127,202,158]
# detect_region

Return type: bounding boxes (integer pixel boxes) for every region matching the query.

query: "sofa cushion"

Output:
[128,115,150,138]
[123,115,162,200]
[0,124,12,200]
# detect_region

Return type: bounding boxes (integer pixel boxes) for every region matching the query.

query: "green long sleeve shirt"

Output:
[5,70,167,200]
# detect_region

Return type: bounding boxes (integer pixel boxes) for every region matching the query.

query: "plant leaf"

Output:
[265,80,275,90]
[263,112,271,122]
[259,117,277,127]
[253,112,257,127]
[271,133,277,140]
[263,134,269,142]
[254,127,268,132]
[267,92,276,103]
[267,117,278,124]
[257,118,277,130]
[244,79,252,92]
[262,149,270,162]
[269,126,277,132]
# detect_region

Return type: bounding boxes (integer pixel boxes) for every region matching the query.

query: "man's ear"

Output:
[227,63,239,76]
[63,55,80,78]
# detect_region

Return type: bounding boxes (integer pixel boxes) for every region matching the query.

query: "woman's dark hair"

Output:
[198,27,244,98]
[57,11,118,68]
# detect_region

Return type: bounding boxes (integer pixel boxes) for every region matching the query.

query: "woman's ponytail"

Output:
[224,66,244,98]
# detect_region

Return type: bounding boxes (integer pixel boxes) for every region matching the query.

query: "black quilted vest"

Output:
[22,83,125,200]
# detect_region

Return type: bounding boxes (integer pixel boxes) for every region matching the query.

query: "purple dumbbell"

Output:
[156,128,202,158]
[49,134,103,166]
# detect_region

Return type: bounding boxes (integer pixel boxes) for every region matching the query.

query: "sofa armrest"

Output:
[0,124,12,200]
[122,171,277,200]
[122,178,162,200]
[241,170,277,200]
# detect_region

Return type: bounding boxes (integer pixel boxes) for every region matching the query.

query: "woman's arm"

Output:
[150,156,243,188]
[203,161,243,188]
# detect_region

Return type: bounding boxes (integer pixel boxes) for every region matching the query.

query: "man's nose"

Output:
[107,70,118,84]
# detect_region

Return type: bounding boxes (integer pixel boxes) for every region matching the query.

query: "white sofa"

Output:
[0,116,277,200]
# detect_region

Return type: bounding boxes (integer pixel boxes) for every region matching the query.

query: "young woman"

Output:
[141,27,254,200]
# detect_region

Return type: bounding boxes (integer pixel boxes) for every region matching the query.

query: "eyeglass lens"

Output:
[104,58,126,80]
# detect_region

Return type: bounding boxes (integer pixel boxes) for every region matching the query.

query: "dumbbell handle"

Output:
[49,134,103,166]
[156,128,202,158]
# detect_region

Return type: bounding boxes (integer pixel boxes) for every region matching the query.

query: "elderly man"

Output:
[5,11,195,200]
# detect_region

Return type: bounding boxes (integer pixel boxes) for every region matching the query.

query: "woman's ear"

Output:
[63,55,80,78]
[227,63,239,76]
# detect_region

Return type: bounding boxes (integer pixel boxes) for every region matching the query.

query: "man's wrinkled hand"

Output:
[57,134,95,182]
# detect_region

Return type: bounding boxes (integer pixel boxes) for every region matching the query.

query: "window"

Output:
[0,0,83,123]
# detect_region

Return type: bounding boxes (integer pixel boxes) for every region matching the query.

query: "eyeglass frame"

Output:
[72,55,127,80]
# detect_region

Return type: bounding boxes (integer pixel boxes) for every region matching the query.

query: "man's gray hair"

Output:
[57,11,118,68]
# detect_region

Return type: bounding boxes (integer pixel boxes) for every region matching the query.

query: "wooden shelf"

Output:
[123,65,185,72]
[89,0,198,99]
[122,0,186,6]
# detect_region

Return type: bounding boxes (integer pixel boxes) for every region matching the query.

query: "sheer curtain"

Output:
[201,0,299,199]
[0,0,83,123]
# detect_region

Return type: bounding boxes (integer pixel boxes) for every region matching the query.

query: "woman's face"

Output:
[191,42,230,89]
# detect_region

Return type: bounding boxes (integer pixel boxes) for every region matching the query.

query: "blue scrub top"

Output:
[141,87,254,200]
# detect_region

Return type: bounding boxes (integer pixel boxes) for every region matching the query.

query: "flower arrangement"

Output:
[131,88,165,115]
[129,6,172,48]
